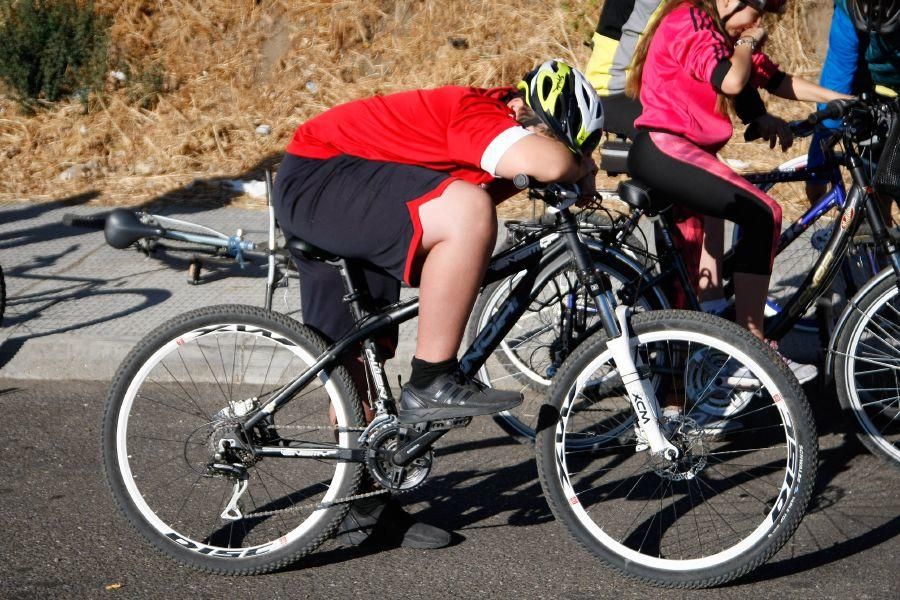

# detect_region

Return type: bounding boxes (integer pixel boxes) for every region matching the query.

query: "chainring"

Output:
[364,423,432,492]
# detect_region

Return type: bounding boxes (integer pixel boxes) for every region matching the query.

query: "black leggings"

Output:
[627,130,782,276]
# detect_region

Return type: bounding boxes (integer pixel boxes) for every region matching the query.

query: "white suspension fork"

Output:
[605,306,680,460]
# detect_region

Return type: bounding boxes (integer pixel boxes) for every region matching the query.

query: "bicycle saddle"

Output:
[104,208,164,249]
[616,179,671,216]
[284,238,340,262]
[600,139,631,176]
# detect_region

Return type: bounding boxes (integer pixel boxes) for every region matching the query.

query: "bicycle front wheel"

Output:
[102,305,365,574]
[834,273,900,469]
[536,310,817,588]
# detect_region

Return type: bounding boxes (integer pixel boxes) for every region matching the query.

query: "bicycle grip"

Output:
[807,98,853,125]
[513,173,530,190]
[62,213,108,229]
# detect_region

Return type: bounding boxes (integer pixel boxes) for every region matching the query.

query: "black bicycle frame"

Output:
[764,151,900,339]
[243,209,616,432]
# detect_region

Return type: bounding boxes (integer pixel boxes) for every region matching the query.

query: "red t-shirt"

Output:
[285,86,531,187]
[634,3,781,152]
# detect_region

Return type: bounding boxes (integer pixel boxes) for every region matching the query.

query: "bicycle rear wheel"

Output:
[102,305,365,574]
[536,310,817,587]
[834,273,900,469]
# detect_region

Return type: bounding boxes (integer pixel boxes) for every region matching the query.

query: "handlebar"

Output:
[513,174,583,210]
[744,96,886,143]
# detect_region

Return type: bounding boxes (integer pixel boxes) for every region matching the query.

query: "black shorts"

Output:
[273,153,455,349]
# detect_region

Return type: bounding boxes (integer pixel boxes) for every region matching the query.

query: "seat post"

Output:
[331,257,398,413]
[333,258,373,324]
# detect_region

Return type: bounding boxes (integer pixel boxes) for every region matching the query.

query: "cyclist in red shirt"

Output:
[274,60,602,548]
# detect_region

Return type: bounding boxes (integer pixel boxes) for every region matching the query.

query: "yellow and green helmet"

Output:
[517,59,604,155]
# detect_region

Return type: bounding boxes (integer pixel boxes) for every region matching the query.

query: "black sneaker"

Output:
[397,370,523,424]
[334,496,452,549]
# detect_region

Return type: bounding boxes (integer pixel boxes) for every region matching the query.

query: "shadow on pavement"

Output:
[284,427,898,583]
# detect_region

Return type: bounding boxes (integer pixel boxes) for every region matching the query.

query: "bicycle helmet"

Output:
[846,0,900,33]
[741,0,788,13]
[517,60,604,155]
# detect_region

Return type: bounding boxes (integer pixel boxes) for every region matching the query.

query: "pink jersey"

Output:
[634,3,781,151]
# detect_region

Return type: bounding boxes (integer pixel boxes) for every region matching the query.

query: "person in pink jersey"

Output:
[625,0,851,383]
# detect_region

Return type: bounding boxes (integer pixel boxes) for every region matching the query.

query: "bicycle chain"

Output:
[224,423,387,520]
[242,487,390,520]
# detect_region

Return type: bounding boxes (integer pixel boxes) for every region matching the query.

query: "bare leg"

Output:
[414,180,497,362]
[733,272,770,340]
[697,216,724,302]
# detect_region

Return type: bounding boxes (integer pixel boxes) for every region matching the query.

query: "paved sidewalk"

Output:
[0,198,821,382]
[0,199,429,381]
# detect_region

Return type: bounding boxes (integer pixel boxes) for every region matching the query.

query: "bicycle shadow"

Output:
[0,191,101,251]
[289,426,898,582]
[0,155,289,345]
[731,434,900,585]
[0,241,171,371]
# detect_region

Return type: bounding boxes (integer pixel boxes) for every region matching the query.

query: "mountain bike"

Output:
[474,96,898,445]
[101,177,816,588]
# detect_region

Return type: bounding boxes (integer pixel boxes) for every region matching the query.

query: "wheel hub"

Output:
[653,416,709,481]
[685,348,754,417]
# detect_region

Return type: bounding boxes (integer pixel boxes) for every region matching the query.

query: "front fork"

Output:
[559,209,679,460]
[604,306,680,460]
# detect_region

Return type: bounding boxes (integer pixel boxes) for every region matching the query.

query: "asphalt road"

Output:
[1,380,898,599]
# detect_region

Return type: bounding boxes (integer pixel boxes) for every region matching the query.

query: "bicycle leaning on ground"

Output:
[474,96,900,469]
[101,176,817,588]
[65,173,292,312]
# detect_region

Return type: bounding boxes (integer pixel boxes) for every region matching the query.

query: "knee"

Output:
[421,182,496,247]
[453,185,495,233]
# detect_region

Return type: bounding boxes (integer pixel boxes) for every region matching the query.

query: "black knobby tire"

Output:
[535,310,818,588]
[467,244,666,445]
[102,304,365,575]
[834,274,900,470]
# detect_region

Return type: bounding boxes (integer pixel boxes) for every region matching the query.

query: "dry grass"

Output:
[0,0,834,218]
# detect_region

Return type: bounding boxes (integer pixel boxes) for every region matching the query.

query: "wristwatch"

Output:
[734,37,758,51]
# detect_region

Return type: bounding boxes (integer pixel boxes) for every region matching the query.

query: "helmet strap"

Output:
[722,0,748,24]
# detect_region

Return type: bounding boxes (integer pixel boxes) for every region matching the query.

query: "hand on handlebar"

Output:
[749,114,794,151]
[809,97,857,124]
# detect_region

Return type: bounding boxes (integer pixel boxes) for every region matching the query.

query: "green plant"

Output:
[0,0,110,110]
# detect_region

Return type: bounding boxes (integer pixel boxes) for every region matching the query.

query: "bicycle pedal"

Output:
[427,417,472,431]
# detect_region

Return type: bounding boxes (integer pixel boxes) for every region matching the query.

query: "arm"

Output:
[493,134,592,183]
[720,42,756,95]
[770,74,854,102]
